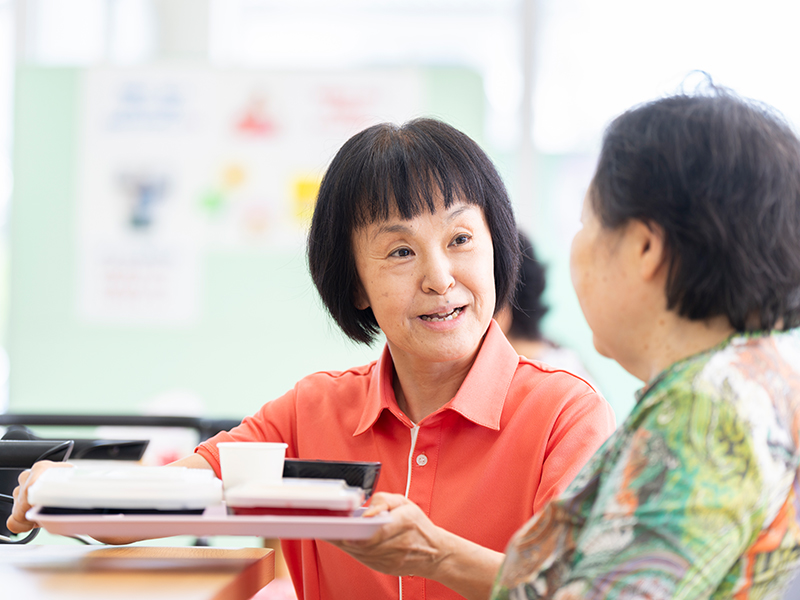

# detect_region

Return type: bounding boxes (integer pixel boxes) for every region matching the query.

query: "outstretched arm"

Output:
[7,452,214,544]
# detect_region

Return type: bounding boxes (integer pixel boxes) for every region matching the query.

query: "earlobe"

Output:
[353,283,370,311]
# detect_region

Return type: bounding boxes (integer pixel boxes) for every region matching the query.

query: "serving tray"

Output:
[27,504,391,540]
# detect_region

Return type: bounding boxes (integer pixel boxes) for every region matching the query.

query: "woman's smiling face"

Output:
[352,199,496,368]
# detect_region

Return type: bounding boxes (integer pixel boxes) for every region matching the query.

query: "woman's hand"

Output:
[6,460,74,534]
[332,492,449,578]
[331,492,505,600]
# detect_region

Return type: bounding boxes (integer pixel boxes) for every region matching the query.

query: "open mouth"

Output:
[420,307,464,322]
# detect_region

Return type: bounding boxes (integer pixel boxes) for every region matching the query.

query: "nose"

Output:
[421,252,455,295]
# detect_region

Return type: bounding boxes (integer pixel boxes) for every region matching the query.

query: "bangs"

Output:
[340,122,490,229]
[352,165,473,227]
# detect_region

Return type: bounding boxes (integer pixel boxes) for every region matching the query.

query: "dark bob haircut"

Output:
[591,86,800,332]
[507,231,549,341]
[308,118,520,345]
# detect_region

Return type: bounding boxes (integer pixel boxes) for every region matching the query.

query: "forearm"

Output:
[167,453,214,470]
[426,527,505,600]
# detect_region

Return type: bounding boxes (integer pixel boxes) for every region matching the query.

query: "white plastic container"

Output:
[27,466,223,512]
[224,478,364,516]
[218,442,288,490]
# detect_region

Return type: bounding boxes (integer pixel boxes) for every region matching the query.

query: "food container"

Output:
[27,466,223,514]
[224,478,365,517]
[282,459,381,499]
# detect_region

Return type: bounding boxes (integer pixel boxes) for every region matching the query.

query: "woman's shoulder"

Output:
[533,343,598,388]
[643,329,797,389]
[670,329,800,391]
[261,359,383,423]
[504,360,616,461]
[514,354,600,396]
[297,360,379,382]
[636,329,800,430]
[509,357,613,429]
[289,359,381,395]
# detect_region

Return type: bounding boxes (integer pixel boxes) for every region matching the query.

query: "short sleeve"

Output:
[194,387,299,477]
[533,390,616,513]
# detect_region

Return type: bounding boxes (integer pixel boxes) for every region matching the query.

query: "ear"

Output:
[630,219,667,281]
[353,281,370,311]
[494,304,512,333]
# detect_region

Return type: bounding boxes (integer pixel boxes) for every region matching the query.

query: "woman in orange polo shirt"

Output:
[9,118,615,600]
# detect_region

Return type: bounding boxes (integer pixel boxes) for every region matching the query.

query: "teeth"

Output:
[420,307,462,322]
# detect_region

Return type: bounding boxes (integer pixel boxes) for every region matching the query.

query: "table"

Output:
[0,544,275,600]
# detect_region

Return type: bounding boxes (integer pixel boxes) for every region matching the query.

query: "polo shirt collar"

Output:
[353,320,518,435]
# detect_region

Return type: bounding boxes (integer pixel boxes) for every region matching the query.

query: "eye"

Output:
[390,247,412,258]
[452,234,471,246]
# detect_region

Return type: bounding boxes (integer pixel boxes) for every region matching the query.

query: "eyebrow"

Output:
[370,205,474,240]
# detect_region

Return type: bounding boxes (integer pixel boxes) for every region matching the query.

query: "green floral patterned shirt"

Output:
[492,329,800,600]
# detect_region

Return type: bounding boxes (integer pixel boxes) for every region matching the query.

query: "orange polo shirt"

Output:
[196,321,615,600]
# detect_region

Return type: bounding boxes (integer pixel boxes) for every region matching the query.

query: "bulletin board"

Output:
[8,65,486,419]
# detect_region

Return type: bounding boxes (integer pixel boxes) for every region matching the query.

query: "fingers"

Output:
[336,498,419,551]
[7,469,35,534]
[328,494,453,579]
[330,495,405,549]
[343,493,413,547]
[6,460,73,535]
[362,491,408,517]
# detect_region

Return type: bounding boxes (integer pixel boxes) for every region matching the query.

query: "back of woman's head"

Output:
[591,85,800,331]
[507,232,548,341]
[308,118,519,344]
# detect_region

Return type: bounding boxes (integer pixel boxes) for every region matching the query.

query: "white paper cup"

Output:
[218,442,288,490]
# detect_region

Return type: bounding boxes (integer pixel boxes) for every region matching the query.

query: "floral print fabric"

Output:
[492,329,800,600]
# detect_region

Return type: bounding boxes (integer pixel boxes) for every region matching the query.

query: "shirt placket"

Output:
[400,418,442,600]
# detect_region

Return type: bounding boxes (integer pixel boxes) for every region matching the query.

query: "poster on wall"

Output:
[76,66,425,326]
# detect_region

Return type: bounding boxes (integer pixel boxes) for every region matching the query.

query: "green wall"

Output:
[9,66,637,424]
[7,66,484,419]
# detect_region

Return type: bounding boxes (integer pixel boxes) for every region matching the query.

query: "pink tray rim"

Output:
[27,505,391,540]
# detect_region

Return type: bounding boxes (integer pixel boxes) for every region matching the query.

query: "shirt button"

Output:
[416,453,428,466]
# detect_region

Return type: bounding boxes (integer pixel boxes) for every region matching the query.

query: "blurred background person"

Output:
[496,231,596,386]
